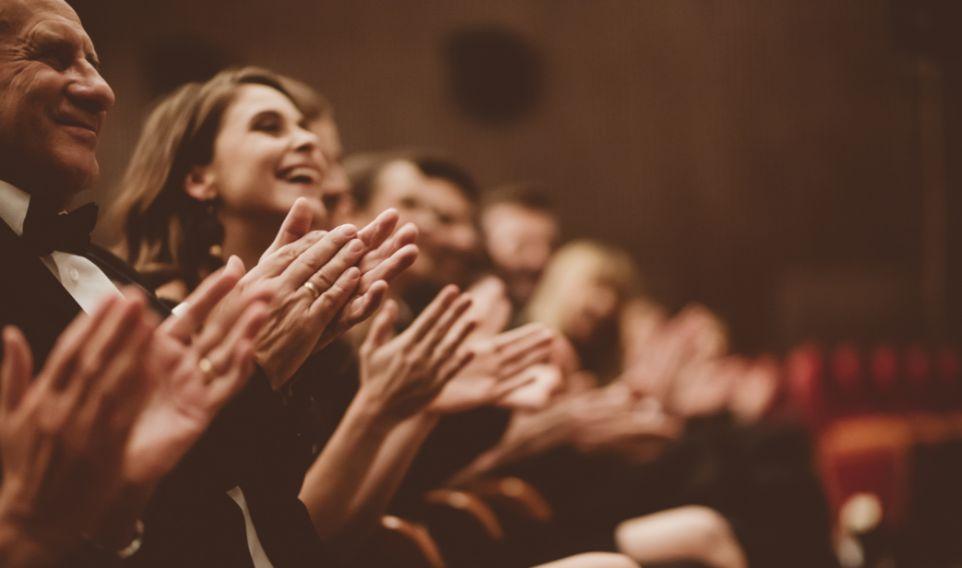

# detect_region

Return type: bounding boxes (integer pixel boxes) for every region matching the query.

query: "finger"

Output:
[203,302,269,375]
[301,238,366,298]
[400,285,460,344]
[500,339,555,379]
[356,208,399,250]
[38,295,121,382]
[492,370,539,401]
[1,327,33,416]
[58,296,146,415]
[428,315,478,375]
[193,284,275,358]
[360,299,399,354]
[79,312,155,435]
[38,294,121,392]
[340,280,389,330]
[208,339,255,407]
[261,197,316,261]
[359,222,418,273]
[308,266,361,324]
[162,256,244,341]
[73,292,147,390]
[492,323,548,349]
[254,230,326,277]
[358,243,418,292]
[281,224,357,288]
[437,349,476,386]
[412,294,473,360]
[497,326,554,364]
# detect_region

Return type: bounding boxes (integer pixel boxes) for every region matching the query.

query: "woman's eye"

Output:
[252,117,282,134]
[399,196,420,210]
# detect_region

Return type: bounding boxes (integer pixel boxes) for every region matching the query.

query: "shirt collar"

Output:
[0,180,30,236]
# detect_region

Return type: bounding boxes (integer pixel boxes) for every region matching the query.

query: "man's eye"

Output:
[36,49,72,71]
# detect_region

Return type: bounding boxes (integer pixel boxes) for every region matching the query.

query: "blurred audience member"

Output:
[480,183,560,312]
[526,240,642,382]
[346,151,482,312]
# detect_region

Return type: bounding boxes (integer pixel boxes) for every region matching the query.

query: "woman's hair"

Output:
[525,240,642,381]
[524,239,641,333]
[108,66,329,291]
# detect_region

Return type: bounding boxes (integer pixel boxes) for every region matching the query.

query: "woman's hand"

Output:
[357,286,477,421]
[238,200,419,387]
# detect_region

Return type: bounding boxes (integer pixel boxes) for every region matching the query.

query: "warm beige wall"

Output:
[72,0,929,349]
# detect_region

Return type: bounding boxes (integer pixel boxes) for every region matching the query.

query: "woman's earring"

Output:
[204,199,224,261]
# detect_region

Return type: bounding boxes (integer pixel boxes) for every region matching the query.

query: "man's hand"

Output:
[357,286,476,421]
[429,323,556,413]
[123,259,271,486]
[0,293,157,562]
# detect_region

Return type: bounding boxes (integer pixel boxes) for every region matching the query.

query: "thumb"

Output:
[1,326,33,416]
[262,198,315,260]
[363,299,399,351]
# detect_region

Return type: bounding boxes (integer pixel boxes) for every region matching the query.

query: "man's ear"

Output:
[184,166,217,201]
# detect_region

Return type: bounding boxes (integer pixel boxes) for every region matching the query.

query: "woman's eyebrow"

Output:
[250,109,283,121]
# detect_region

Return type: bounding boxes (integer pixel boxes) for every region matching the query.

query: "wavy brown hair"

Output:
[108,67,331,292]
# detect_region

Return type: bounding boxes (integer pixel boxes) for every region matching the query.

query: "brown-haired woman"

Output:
[106,68,486,565]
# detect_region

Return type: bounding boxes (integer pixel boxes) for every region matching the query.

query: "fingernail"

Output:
[340,224,357,236]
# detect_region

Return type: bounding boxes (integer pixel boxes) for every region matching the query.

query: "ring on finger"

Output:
[303,281,320,299]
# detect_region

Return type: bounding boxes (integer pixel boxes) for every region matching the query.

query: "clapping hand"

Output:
[357,286,477,421]
[123,259,272,486]
[429,323,557,413]
[227,199,418,387]
[0,292,157,561]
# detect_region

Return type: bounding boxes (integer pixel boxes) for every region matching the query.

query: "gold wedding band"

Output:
[198,357,217,384]
[303,281,320,299]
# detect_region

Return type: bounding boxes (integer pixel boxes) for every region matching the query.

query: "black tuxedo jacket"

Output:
[0,223,329,567]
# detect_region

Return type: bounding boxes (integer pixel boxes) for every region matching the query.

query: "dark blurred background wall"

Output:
[69,0,960,352]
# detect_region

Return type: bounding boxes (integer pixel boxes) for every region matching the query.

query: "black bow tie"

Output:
[21,195,98,256]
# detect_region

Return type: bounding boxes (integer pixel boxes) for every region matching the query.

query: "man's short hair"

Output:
[345,150,479,209]
[481,182,554,213]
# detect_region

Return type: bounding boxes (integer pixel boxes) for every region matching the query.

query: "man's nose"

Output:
[67,63,116,114]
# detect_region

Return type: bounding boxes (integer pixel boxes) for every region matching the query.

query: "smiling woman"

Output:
[107,67,331,298]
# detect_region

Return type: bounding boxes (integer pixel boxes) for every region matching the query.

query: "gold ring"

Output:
[198,357,217,384]
[303,281,320,299]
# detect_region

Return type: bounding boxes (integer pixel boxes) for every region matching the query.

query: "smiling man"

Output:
[0,1,407,566]
[0,0,113,202]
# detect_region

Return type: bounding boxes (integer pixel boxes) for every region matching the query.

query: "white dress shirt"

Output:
[0,180,121,313]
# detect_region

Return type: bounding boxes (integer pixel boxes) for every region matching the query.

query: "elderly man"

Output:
[0,1,414,565]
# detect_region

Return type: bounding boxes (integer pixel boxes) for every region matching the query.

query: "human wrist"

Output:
[0,500,67,566]
[0,523,61,566]
[350,387,404,433]
[88,482,153,553]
